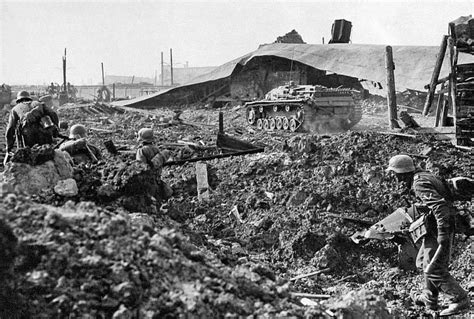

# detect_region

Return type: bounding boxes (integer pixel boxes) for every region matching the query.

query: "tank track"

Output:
[246,101,307,132]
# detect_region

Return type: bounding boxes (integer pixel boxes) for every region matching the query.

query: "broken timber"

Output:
[163,147,264,166]
[326,213,374,226]
[291,293,331,300]
[289,268,330,281]
[196,162,210,201]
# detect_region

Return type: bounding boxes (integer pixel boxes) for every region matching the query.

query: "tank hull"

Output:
[245,86,362,133]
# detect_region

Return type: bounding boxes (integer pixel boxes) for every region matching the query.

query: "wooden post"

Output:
[101,62,105,86]
[170,48,174,86]
[112,83,116,100]
[385,46,400,129]
[218,111,224,133]
[447,37,457,123]
[195,162,210,201]
[422,35,448,116]
[434,82,445,127]
[63,48,67,93]
[161,52,164,86]
[440,94,449,126]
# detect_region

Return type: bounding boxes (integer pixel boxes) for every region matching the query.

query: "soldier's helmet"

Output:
[69,124,87,139]
[39,95,53,103]
[16,90,32,103]
[386,155,415,174]
[137,128,154,143]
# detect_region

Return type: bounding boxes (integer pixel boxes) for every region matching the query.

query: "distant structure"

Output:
[105,66,216,86]
[329,19,352,44]
[274,29,306,44]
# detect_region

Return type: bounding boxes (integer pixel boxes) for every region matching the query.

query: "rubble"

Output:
[1,100,472,317]
[2,149,73,195]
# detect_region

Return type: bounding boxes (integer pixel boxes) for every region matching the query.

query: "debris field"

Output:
[0,100,472,318]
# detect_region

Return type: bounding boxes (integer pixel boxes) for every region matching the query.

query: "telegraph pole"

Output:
[101,62,105,86]
[161,51,164,86]
[170,48,174,86]
[63,48,67,92]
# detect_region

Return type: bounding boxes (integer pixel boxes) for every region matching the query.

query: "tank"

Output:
[245,83,362,133]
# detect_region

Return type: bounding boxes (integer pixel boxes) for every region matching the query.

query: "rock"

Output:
[310,244,340,270]
[112,304,133,319]
[0,182,14,197]
[327,289,392,319]
[54,178,78,197]
[287,190,308,206]
[129,213,155,232]
[2,150,73,195]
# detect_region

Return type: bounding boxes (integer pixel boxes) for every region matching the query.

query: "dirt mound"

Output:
[0,197,312,318]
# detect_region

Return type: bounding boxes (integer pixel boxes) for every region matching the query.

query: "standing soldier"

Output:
[386,155,470,316]
[5,91,59,162]
[135,128,172,199]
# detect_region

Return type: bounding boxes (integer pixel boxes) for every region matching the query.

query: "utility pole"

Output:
[170,48,174,86]
[101,62,105,86]
[63,48,67,92]
[161,51,164,86]
[385,46,400,129]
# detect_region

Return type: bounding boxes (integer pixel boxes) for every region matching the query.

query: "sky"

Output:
[0,0,472,85]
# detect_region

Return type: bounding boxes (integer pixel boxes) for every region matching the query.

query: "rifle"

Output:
[55,134,98,163]
[163,147,265,166]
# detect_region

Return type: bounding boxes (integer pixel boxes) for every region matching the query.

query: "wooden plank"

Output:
[291,292,330,299]
[422,35,448,116]
[289,268,329,281]
[385,46,400,129]
[195,162,210,201]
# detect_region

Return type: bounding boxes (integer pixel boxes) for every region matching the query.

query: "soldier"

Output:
[136,128,172,199]
[59,124,101,165]
[5,91,59,158]
[386,155,470,316]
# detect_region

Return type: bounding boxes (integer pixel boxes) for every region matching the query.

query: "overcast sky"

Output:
[0,0,472,85]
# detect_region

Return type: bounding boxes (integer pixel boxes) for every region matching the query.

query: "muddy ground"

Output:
[0,97,472,318]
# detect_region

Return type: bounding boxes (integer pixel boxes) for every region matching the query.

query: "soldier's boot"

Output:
[410,290,438,311]
[439,276,470,316]
[439,297,470,316]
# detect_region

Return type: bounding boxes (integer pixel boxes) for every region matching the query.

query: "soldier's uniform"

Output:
[59,124,102,165]
[5,94,59,152]
[136,128,172,200]
[411,170,468,310]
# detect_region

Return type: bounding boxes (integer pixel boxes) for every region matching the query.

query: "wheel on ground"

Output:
[282,117,290,130]
[276,117,283,130]
[269,118,276,130]
[257,118,263,130]
[247,108,256,124]
[289,118,298,132]
[263,119,270,130]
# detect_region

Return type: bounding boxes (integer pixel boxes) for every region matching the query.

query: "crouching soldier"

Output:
[136,128,173,200]
[386,155,470,316]
[4,91,60,164]
[59,124,102,165]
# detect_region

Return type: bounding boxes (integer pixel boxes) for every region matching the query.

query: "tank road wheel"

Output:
[276,117,283,130]
[289,118,298,132]
[273,105,278,112]
[285,105,291,112]
[282,117,290,130]
[247,108,256,124]
[257,119,263,130]
[269,118,276,130]
[259,106,264,113]
[263,119,270,130]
